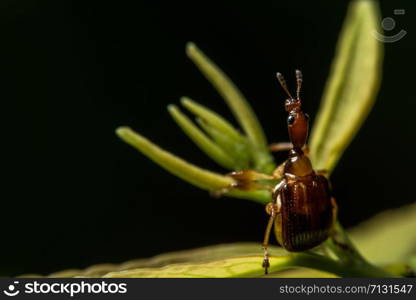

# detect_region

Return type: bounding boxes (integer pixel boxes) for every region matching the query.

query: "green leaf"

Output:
[186,42,275,173]
[409,256,416,271]
[349,203,416,266]
[22,243,283,278]
[101,252,339,278]
[309,0,383,172]
[103,251,390,278]
[268,268,338,278]
[167,104,237,170]
[103,256,293,278]
[118,243,284,268]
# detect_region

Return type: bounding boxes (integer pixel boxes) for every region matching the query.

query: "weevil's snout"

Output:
[287,111,309,149]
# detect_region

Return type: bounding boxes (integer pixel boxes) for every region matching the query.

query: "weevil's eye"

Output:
[287,114,295,125]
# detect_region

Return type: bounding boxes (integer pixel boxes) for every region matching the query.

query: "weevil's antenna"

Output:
[295,69,302,100]
[276,72,294,99]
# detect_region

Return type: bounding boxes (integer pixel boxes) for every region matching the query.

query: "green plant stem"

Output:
[186,42,267,148]
[116,126,272,203]
[116,127,235,190]
[320,222,396,277]
[168,104,237,170]
[186,42,275,173]
[180,97,246,144]
[327,222,367,262]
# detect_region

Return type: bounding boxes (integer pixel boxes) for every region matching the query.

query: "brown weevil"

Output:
[220,70,337,274]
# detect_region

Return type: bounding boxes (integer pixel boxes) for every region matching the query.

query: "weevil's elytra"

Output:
[220,70,337,274]
[276,173,333,251]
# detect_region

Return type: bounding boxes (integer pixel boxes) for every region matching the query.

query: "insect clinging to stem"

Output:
[220,70,338,274]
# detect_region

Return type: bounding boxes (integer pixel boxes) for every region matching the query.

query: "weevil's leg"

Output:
[262,180,285,274]
[269,142,292,152]
[330,197,338,231]
[269,143,309,155]
[262,212,276,274]
[272,161,285,179]
[327,197,339,240]
[211,182,274,198]
[211,170,281,197]
[227,170,276,181]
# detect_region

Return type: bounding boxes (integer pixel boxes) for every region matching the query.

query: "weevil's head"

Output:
[287,107,309,149]
[277,70,309,149]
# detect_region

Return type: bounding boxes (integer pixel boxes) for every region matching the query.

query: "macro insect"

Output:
[220,70,338,274]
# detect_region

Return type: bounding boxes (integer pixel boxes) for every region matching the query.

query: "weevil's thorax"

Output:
[284,148,314,178]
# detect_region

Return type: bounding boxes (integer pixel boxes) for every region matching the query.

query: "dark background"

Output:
[0,0,414,276]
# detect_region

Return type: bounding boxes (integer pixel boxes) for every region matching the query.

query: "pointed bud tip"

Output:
[167,104,178,113]
[180,96,191,105]
[186,42,197,55]
[115,126,132,137]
